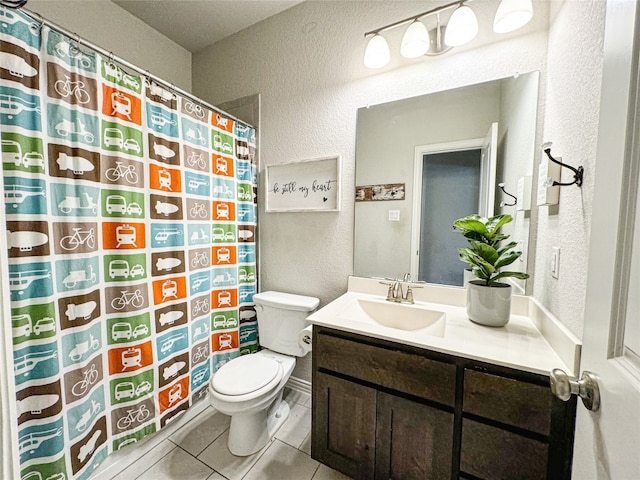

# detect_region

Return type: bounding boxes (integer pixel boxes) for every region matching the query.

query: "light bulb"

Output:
[400,20,429,58]
[364,34,390,69]
[445,5,478,47]
[493,0,533,34]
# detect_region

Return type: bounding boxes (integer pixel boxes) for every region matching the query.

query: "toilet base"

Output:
[227,392,290,456]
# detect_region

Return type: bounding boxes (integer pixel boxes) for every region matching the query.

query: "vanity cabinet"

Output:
[311,326,577,480]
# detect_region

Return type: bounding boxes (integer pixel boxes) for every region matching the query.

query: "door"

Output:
[375,391,453,480]
[571,1,640,477]
[411,124,498,284]
[479,122,498,218]
[417,149,481,285]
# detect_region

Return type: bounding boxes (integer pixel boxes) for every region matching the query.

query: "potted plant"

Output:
[453,214,529,327]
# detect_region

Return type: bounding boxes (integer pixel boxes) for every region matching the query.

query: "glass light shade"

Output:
[493,0,533,33]
[400,20,430,58]
[444,5,478,47]
[364,34,390,69]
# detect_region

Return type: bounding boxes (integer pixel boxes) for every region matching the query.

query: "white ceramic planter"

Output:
[463,269,474,288]
[466,281,512,327]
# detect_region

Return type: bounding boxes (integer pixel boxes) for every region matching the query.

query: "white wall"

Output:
[534,0,606,339]
[25,0,192,90]
[193,0,553,380]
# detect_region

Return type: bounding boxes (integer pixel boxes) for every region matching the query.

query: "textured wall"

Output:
[193,0,551,381]
[534,0,606,339]
[24,0,192,91]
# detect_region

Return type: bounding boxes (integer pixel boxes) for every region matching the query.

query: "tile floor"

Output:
[96,388,351,480]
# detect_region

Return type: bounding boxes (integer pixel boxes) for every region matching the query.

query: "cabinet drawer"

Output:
[316,332,456,406]
[460,419,549,480]
[463,369,552,435]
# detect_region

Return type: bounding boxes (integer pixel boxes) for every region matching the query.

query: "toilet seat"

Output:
[211,355,283,402]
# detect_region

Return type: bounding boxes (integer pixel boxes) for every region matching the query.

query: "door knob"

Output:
[550,369,601,412]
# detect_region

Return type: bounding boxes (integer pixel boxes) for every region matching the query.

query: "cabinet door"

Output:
[375,392,454,480]
[313,372,376,479]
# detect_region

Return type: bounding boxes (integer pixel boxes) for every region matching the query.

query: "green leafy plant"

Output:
[453,214,530,287]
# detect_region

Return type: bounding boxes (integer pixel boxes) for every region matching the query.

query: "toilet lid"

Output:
[212,355,281,396]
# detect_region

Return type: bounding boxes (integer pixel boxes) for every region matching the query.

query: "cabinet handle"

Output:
[550,368,601,412]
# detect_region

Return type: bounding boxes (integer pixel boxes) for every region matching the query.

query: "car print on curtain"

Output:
[1,7,258,480]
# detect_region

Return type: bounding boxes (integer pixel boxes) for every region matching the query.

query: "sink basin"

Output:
[332,296,446,337]
[356,299,446,331]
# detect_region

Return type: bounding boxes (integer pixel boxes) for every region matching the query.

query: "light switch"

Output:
[388,210,400,222]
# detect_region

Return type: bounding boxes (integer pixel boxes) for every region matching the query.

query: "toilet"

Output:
[208,291,319,456]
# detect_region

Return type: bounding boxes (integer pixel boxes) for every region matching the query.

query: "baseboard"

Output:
[286,375,312,396]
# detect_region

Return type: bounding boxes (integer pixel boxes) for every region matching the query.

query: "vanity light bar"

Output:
[364,0,533,69]
[363,0,463,38]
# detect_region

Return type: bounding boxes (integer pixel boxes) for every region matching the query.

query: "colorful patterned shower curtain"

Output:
[1,7,258,479]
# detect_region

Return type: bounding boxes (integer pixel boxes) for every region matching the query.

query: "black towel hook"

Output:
[542,142,584,187]
[498,183,517,207]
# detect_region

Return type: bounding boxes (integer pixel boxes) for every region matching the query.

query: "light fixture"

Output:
[401,20,430,58]
[363,0,533,69]
[445,4,478,47]
[364,33,390,69]
[426,14,452,56]
[493,0,533,34]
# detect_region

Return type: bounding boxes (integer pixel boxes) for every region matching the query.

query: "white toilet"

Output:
[208,291,319,456]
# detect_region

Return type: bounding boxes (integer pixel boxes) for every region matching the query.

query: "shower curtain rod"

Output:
[21,6,254,129]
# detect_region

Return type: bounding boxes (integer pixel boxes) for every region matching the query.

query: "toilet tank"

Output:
[253,291,319,357]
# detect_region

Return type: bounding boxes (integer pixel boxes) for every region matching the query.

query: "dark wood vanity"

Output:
[311,326,577,480]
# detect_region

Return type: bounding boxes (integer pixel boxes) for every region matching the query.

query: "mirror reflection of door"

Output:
[418,149,481,285]
[412,123,498,285]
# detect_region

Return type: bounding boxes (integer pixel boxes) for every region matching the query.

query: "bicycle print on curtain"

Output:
[1,7,258,480]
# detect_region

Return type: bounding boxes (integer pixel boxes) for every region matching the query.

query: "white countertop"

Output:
[307,277,581,377]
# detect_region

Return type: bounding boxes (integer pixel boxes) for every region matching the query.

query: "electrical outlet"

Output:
[388,210,400,222]
[551,246,560,279]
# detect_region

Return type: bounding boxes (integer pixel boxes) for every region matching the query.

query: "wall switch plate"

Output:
[516,176,532,211]
[551,246,560,279]
[388,210,400,222]
[537,157,561,206]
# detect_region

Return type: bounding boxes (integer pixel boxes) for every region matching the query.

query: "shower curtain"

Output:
[1,7,258,479]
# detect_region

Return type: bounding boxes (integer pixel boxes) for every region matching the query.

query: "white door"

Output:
[570,1,640,477]
[410,125,498,280]
[479,122,498,217]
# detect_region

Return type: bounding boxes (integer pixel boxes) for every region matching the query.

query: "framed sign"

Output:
[265,156,341,212]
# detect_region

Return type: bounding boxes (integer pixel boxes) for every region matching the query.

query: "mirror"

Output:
[354,72,539,293]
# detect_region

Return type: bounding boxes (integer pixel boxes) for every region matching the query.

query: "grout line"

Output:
[238,439,278,480]
[173,444,216,476]
[132,443,179,480]
[196,425,230,457]
[310,463,321,480]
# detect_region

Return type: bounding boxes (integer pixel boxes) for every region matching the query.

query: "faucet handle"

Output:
[405,287,415,304]
[404,284,424,304]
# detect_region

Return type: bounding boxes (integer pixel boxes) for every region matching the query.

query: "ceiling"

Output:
[113,0,304,53]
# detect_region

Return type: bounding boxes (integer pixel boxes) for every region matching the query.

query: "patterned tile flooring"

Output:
[91,388,351,480]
